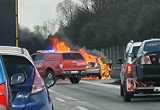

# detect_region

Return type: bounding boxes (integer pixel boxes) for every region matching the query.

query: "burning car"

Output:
[85,60,101,79]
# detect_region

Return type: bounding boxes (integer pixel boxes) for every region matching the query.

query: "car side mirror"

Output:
[43,78,55,88]
[11,72,26,85]
[116,59,123,64]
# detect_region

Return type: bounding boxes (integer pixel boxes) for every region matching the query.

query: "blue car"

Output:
[0,46,54,110]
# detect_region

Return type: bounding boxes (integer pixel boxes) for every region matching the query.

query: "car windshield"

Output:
[144,41,160,52]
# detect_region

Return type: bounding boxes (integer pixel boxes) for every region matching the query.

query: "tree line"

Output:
[19,0,160,53]
[57,0,160,50]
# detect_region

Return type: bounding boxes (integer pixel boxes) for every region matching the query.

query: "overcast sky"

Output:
[18,0,79,31]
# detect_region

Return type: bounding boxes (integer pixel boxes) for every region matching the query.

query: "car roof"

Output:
[0,46,34,65]
[143,38,160,43]
[35,50,81,54]
[131,42,142,46]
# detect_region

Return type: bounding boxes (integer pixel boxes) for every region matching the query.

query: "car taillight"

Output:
[31,69,45,94]
[141,56,151,64]
[126,63,132,74]
[59,62,63,69]
[0,83,9,110]
[152,57,156,62]
[127,78,135,92]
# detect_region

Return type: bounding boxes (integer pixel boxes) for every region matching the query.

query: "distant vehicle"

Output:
[0,46,54,110]
[85,60,101,79]
[31,50,86,84]
[116,41,142,102]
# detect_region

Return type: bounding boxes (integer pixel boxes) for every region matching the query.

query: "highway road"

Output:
[49,79,160,110]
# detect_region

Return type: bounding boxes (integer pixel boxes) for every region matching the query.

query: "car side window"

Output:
[34,54,44,61]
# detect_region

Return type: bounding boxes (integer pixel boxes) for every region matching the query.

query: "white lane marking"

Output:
[80,80,120,89]
[76,106,89,110]
[49,89,78,101]
[54,97,65,102]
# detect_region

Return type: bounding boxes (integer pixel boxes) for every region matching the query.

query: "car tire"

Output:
[123,89,132,102]
[46,70,57,85]
[120,84,124,96]
[98,74,102,79]
[69,77,80,84]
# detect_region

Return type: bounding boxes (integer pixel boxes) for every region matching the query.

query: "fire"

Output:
[48,34,111,80]
[51,36,70,51]
[79,48,111,80]
[78,48,97,63]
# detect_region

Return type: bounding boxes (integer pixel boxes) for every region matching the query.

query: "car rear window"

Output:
[2,55,34,79]
[32,54,44,61]
[62,53,84,60]
[144,41,160,51]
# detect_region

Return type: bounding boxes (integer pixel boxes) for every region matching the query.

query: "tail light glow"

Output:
[31,69,45,94]
[0,84,8,110]
[126,63,132,74]
[152,57,156,62]
[127,78,135,92]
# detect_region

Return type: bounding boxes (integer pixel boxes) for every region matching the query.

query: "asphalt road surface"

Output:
[49,79,160,110]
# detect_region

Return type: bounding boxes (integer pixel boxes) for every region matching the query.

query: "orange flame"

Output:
[78,48,97,63]
[49,35,111,80]
[52,37,70,51]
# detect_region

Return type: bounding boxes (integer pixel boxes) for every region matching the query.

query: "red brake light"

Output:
[142,56,151,64]
[126,63,132,74]
[31,69,45,94]
[144,56,149,63]
[152,57,156,62]
[0,83,9,110]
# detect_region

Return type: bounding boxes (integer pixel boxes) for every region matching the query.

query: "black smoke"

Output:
[19,26,48,54]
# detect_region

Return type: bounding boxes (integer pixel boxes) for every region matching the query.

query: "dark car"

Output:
[0,46,54,110]
[133,39,160,82]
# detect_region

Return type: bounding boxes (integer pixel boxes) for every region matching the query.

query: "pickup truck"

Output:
[31,50,86,84]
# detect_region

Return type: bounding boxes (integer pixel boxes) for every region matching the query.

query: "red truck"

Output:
[31,50,86,84]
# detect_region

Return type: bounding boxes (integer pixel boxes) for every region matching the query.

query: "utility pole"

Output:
[15,0,18,47]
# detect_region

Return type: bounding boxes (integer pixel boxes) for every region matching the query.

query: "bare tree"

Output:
[56,0,78,26]
[34,19,57,37]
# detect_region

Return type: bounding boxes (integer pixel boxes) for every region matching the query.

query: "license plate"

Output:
[71,71,79,74]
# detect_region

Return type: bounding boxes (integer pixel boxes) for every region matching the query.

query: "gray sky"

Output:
[18,0,79,31]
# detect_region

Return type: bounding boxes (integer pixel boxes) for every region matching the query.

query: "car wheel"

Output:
[120,84,124,96]
[123,89,132,102]
[98,74,101,79]
[69,77,80,84]
[46,70,57,85]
